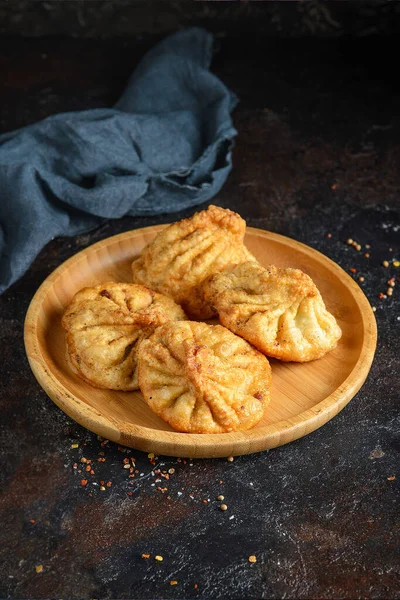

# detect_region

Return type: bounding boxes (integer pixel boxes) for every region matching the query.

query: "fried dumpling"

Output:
[201,262,342,362]
[62,282,186,390]
[131,205,257,319]
[138,321,272,433]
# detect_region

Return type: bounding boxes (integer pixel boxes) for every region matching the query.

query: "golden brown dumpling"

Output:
[62,282,186,390]
[131,205,256,319]
[138,321,272,433]
[201,262,342,362]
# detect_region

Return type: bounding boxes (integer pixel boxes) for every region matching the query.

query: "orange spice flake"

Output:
[248,555,257,563]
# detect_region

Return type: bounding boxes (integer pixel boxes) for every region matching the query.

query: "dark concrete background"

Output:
[1,0,400,39]
[0,28,399,600]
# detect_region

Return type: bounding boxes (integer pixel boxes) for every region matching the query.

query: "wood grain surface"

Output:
[24,225,377,458]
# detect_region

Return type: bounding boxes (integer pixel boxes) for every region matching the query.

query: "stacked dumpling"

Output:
[63,205,342,434]
[131,204,257,319]
[200,262,342,362]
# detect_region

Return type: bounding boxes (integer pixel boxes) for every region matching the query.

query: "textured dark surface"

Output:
[2,0,400,39]
[0,34,399,600]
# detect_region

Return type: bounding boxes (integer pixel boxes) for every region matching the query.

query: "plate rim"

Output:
[24,225,377,457]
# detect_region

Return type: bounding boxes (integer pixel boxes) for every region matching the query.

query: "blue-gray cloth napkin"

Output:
[0,28,237,294]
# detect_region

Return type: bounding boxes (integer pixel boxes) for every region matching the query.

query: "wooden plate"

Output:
[24,225,377,458]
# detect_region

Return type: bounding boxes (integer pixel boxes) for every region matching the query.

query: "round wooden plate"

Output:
[24,225,377,458]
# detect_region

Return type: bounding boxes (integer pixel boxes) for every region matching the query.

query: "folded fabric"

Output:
[0,27,238,294]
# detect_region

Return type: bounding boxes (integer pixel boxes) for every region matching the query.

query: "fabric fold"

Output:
[0,27,237,293]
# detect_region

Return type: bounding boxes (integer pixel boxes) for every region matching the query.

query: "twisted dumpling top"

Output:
[131,205,256,319]
[62,282,186,390]
[201,262,342,362]
[138,321,272,433]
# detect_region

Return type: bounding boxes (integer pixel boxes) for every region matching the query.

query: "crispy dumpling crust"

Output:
[138,321,272,434]
[62,282,186,390]
[201,262,342,362]
[131,205,256,319]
